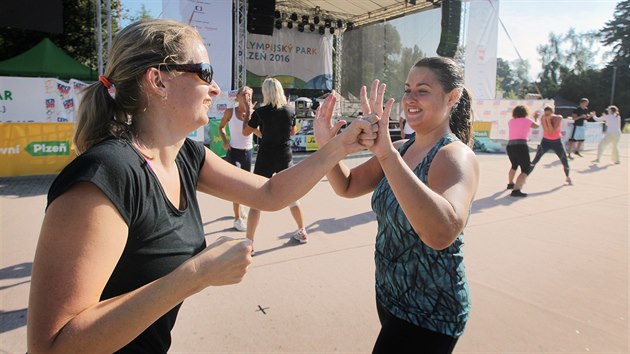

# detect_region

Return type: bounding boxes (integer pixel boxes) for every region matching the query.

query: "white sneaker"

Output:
[292,228,308,244]
[234,218,247,232]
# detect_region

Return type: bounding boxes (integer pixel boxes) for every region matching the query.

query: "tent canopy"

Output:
[0,38,96,81]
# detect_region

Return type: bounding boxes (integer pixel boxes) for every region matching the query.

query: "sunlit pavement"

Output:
[1,135,628,353]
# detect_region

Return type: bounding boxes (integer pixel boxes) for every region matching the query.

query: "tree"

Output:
[601,0,630,63]
[493,57,532,99]
[534,28,602,100]
[495,58,518,98]
[122,3,154,25]
[537,31,568,94]
[387,45,426,101]
[0,0,122,70]
[564,29,600,74]
[340,22,402,99]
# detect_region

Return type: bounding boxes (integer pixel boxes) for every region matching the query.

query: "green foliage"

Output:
[387,45,426,100]
[601,0,630,62]
[0,0,122,71]
[529,1,630,118]
[340,23,403,99]
[556,64,628,119]
[535,28,600,92]
[495,58,532,99]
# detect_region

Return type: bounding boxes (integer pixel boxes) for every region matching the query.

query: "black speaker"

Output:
[0,0,63,33]
[247,0,276,36]
[436,0,462,58]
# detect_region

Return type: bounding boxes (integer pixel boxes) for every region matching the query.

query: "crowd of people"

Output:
[505,98,622,196]
[26,17,623,354]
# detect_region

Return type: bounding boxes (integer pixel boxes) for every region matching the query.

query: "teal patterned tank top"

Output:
[371,134,470,337]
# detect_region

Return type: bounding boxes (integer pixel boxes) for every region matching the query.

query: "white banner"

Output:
[473,99,553,142]
[163,0,233,90]
[0,76,86,122]
[464,0,499,100]
[473,99,604,150]
[247,29,333,90]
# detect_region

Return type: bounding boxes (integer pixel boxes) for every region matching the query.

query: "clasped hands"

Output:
[314,80,395,156]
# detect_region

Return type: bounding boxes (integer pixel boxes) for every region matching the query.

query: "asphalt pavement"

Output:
[1,136,628,353]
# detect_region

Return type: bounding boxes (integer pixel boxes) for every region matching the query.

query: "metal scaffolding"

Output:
[233,0,247,89]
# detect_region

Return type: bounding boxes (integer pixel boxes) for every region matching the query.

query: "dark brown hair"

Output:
[512,105,530,118]
[413,57,473,145]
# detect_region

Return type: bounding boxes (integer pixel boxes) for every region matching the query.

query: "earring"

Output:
[161,94,168,102]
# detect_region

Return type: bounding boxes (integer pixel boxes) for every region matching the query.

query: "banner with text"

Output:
[0,76,87,123]
[247,29,333,90]
[0,122,76,177]
[203,89,237,148]
[163,0,232,90]
[474,99,553,142]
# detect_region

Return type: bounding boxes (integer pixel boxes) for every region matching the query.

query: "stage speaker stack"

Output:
[436,0,462,58]
[247,0,276,36]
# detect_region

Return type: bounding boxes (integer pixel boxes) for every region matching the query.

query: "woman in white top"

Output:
[219,86,261,230]
[399,102,416,140]
[593,105,622,164]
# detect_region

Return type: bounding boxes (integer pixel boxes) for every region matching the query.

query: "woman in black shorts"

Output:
[506,105,539,197]
[243,78,308,252]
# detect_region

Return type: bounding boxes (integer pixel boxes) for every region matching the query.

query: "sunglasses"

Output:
[158,63,213,84]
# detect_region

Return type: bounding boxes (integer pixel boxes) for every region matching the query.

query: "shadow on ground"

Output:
[0,175,55,198]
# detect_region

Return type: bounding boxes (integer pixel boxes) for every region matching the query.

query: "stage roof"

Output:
[275,0,441,29]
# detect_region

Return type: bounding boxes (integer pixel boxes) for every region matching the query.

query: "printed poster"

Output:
[247,29,333,90]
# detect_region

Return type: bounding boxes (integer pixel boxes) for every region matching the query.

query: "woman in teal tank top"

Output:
[314,57,480,353]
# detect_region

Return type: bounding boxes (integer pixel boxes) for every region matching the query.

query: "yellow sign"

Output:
[0,123,76,177]
[305,134,319,151]
[472,121,493,137]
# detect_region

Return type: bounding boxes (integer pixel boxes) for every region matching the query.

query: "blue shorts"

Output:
[569,125,585,142]
[225,147,252,171]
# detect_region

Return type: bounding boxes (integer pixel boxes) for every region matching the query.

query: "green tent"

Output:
[0,38,96,81]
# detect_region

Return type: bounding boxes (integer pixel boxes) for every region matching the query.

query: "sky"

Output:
[121,0,621,79]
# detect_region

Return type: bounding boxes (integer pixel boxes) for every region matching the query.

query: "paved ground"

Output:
[1,136,628,353]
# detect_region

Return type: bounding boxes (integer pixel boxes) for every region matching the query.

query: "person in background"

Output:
[314,57,479,354]
[219,86,261,231]
[399,102,416,140]
[242,78,308,251]
[506,105,539,197]
[567,98,595,158]
[529,106,572,185]
[593,105,622,164]
[27,19,380,353]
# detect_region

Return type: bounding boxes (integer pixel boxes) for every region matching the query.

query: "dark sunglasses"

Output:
[158,63,213,84]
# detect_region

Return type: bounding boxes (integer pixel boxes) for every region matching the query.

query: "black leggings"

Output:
[530,138,570,177]
[372,301,459,354]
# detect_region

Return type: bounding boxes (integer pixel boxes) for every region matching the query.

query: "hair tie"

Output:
[99,75,112,88]
[98,75,116,99]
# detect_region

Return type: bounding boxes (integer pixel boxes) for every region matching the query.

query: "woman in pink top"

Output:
[506,105,539,197]
[530,106,572,185]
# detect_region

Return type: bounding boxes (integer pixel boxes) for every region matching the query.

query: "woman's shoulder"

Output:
[436,139,477,165]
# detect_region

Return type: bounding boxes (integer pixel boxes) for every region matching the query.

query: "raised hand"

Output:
[533,110,541,120]
[359,80,395,158]
[313,92,345,147]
